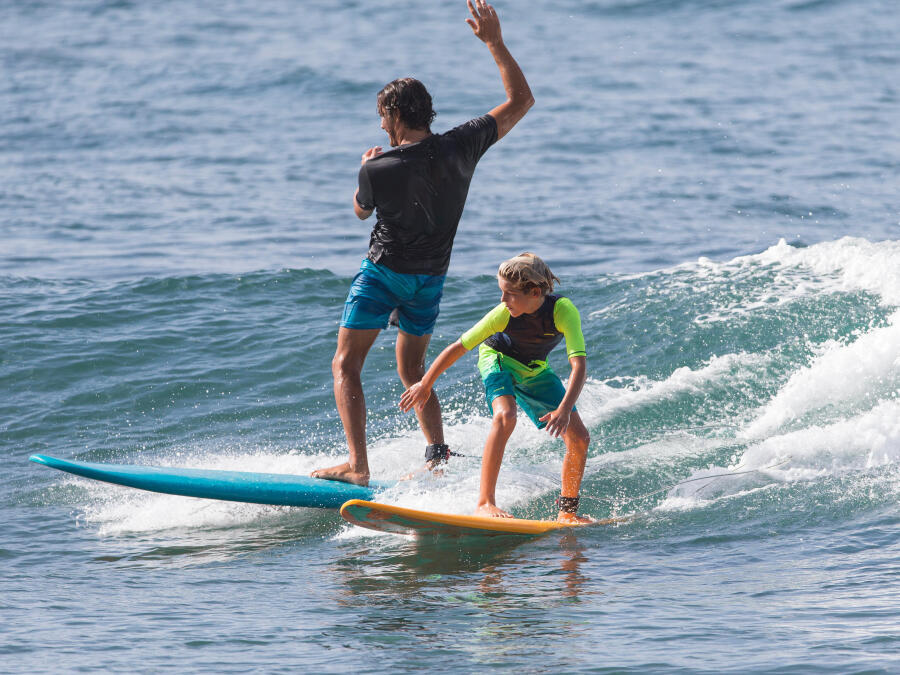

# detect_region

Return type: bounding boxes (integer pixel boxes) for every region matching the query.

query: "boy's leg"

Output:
[476,394,517,518]
[559,410,592,523]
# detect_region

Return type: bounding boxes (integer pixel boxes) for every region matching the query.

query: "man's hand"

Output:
[361,146,383,165]
[467,1,533,141]
[400,381,433,413]
[539,407,571,438]
[466,0,502,46]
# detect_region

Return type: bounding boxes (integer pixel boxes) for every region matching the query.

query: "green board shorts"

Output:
[477,346,574,429]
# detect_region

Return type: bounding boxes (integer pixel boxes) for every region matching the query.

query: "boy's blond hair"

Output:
[497,252,560,295]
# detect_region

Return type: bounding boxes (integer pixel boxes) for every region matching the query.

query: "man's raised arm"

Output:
[466,0,534,140]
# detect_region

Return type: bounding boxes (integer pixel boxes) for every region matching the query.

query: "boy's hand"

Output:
[400,382,432,412]
[539,407,571,438]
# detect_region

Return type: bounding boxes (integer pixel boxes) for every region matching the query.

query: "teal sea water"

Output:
[3,0,899,672]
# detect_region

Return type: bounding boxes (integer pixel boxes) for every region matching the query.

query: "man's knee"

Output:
[397,361,425,386]
[332,351,363,381]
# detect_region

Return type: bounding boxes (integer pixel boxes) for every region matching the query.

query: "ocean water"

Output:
[2,0,899,672]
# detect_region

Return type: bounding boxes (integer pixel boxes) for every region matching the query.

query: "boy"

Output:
[400,253,592,523]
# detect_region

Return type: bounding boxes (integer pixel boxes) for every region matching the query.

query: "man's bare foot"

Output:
[557,511,594,525]
[310,462,369,486]
[474,503,513,518]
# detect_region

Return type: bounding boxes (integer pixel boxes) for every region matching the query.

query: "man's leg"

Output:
[395,329,444,446]
[311,326,380,485]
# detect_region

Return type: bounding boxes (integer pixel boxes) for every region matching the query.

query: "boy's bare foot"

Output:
[310,462,369,486]
[557,511,594,525]
[475,503,513,518]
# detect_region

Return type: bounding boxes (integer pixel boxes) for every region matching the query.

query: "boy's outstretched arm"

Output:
[400,340,469,412]
[540,355,587,438]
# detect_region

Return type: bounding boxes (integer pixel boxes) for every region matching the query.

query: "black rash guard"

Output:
[355,115,498,276]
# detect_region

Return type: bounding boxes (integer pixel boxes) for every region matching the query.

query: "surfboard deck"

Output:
[30,454,392,509]
[340,499,629,537]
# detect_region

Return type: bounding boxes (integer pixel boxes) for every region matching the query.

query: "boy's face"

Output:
[498,277,543,317]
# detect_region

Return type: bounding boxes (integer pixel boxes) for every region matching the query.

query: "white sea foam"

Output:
[745,310,900,438]
[749,237,900,306]
[743,399,900,478]
[688,237,900,307]
[83,487,298,536]
[577,352,763,425]
[657,399,900,510]
[596,237,900,325]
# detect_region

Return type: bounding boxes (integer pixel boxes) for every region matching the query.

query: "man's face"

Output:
[380,112,403,147]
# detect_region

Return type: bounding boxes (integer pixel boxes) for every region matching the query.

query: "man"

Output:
[312,0,533,485]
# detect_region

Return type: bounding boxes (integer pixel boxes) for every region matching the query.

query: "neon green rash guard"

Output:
[459,295,587,378]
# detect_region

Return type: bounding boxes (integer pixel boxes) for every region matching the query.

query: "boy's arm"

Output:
[539,355,586,438]
[399,340,468,412]
[400,304,508,412]
[541,298,588,437]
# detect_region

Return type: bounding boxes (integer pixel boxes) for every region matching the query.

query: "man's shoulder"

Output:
[440,114,498,140]
[436,114,498,163]
[359,149,405,176]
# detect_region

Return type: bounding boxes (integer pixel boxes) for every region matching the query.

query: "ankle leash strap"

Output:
[556,496,580,513]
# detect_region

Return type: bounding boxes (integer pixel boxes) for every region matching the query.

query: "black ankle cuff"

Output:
[425,443,450,463]
[556,496,580,513]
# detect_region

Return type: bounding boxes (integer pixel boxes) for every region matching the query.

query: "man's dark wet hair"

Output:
[376,78,436,131]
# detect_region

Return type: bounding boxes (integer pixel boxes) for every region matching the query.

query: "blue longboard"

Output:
[30,454,392,509]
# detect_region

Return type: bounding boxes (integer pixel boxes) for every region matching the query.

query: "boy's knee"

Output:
[579,428,590,448]
[568,427,589,454]
[493,407,517,431]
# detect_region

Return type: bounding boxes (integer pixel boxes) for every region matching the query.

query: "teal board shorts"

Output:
[341,259,445,336]
[479,351,572,429]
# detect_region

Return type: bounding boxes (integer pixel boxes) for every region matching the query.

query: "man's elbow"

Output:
[353,203,373,220]
[512,94,535,123]
[510,92,534,117]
